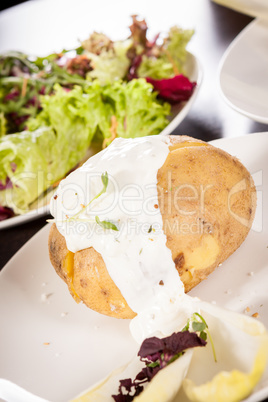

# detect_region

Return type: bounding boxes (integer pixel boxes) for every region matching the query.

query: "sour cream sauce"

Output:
[50,136,196,342]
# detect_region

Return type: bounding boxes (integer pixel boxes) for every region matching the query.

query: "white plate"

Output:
[0,205,50,230]
[218,19,268,123]
[161,52,202,136]
[212,0,268,20]
[0,132,268,402]
[0,181,58,229]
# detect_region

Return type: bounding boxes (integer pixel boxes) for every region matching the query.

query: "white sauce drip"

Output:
[50,136,197,342]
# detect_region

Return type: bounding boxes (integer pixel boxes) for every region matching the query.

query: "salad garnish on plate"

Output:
[0,16,196,221]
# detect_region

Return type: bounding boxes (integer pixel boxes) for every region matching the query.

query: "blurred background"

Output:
[0,1,27,11]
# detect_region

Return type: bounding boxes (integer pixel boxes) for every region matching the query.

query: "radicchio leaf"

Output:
[0,206,15,221]
[112,330,206,401]
[139,331,206,358]
[0,177,13,190]
[146,74,196,104]
[127,54,142,81]
[128,15,148,49]
[126,15,160,81]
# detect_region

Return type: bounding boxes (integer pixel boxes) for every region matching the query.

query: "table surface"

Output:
[0,1,267,400]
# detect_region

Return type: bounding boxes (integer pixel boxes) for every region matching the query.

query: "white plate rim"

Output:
[0,204,50,230]
[217,18,268,124]
[160,51,203,136]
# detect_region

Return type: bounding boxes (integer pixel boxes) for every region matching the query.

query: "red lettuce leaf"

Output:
[112,330,206,401]
[0,176,13,191]
[138,330,206,362]
[146,74,196,104]
[0,206,15,221]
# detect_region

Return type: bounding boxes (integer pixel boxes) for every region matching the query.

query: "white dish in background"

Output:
[218,19,268,123]
[0,132,267,402]
[212,0,268,20]
[0,185,57,230]
[0,205,50,230]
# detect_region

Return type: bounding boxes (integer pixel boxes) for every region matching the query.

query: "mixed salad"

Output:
[0,16,196,221]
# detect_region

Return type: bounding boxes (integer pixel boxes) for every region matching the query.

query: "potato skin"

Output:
[48,135,256,318]
[48,223,136,318]
[158,136,256,292]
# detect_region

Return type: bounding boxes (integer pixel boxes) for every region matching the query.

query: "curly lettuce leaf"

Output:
[28,82,103,141]
[0,83,108,213]
[0,112,7,137]
[86,40,132,85]
[102,79,170,144]
[165,27,194,72]
[0,79,170,214]
[137,57,174,80]
[138,27,194,80]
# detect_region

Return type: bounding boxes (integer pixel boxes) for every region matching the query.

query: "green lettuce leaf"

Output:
[86,40,132,85]
[165,26,194,72]
[102,79,170,143]
[137,57,174,80]
[0,127,61,214]
[0,112,7,137]
[138,26,194,80]
[31,79,170,144]
[0,122,95,215]
[0,83,106,213]
[0,79,169,214]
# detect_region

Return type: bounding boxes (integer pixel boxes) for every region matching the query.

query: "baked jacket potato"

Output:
[48,135,256,319]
